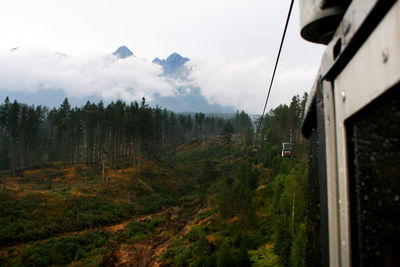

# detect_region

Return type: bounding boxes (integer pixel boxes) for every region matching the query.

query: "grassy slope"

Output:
[0,148,199,266]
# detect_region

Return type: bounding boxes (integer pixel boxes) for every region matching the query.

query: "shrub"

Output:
[22,232,109,266]
[248,243,280,267]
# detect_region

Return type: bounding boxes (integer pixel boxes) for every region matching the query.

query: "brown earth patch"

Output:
[104,204,203,267]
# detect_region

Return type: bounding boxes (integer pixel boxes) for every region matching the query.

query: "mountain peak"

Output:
[166,52,189,64]
[152,57,163,64]
[113,46,134,59]
[153,53,189,75]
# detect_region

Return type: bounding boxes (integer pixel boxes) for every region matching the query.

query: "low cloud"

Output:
[187,57,317,114]
[0,47,317,113]
[0,47,176,103]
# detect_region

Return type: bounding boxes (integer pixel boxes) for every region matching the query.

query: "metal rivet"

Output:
[341,91,346,102]
[382,48,389,63]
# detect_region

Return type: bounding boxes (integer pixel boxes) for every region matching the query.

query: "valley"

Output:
[0,94,308,266]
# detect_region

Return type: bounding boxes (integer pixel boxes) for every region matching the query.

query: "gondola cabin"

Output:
[252,145,259,153]
[281,142,292,157]
[299,0,400,266]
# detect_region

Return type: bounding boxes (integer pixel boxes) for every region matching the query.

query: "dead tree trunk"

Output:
[102,160,105,185]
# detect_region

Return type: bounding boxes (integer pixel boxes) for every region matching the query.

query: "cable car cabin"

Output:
[281,142,292,157]
[300,0,400,266]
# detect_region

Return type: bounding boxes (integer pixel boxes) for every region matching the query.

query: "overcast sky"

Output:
[0,0,326,113]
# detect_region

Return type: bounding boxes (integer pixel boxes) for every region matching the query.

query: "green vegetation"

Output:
[0,97,251,174]
[0,160,181,246]
[124,216,165,243]
[158,93,309,266]
[0,94,309,266]
[159,156,308,266]
[22,231,109,266]
[1,231,109,266]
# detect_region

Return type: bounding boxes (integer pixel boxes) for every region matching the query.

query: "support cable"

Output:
[255,0,295,139]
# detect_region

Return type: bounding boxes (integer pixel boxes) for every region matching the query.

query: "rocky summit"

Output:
[113,46,134,59]
[152,52,190,75]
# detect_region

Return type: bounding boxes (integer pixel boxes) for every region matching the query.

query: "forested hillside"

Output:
[0,93,308,266]
[0,97,251,175]
[157,93,309,266]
